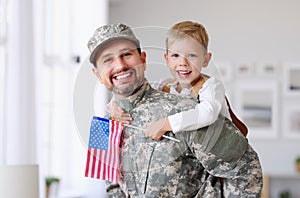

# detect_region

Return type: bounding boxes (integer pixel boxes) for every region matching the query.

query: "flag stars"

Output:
[89,118,110,150]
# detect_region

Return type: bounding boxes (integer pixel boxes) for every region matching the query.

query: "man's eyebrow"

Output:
[119,47,136,53]
[100,48,136,59]
[100,53,114,59]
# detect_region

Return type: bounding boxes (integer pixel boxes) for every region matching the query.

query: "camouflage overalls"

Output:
[105,81,263,198]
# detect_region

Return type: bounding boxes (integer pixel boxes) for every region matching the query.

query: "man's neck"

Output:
[113,80,150,112]
[113,78,145,98]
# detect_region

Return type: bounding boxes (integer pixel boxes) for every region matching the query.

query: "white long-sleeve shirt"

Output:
[160,77,231,133]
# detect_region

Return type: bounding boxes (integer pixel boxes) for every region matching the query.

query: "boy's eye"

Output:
[171,53,180,58]
[188,54,197,58]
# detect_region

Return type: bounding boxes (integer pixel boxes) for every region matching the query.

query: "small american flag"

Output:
[85,116,123,183]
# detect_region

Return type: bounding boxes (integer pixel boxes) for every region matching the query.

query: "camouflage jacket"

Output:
[105,81,262,198]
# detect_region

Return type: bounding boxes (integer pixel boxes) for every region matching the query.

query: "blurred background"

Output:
[1,0,300,197]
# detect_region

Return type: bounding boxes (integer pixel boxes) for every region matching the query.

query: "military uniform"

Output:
[104,81,262,197]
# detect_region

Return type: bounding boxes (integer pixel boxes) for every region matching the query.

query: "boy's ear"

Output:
[164,53,169,65]
[203,52,212,68]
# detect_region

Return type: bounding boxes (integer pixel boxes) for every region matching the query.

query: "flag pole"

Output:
[123,124,180,143]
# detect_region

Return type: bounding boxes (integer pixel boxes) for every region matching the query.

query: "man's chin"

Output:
[113,85,137,97]
[112,77,145,97]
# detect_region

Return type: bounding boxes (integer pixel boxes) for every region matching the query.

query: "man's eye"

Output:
[121,52,132,58]
[103,58,113,63]
[171,54,179,58]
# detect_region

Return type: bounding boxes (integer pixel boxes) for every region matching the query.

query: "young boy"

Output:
[145,21,261,197]
[111,21,247,139]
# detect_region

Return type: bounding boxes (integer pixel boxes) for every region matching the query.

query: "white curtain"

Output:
[2,0,44,196]
[3,0,37,165]
[1,0,109,197]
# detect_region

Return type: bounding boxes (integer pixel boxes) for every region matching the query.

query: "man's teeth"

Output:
[179,71,191,75]
[116,73,131,80]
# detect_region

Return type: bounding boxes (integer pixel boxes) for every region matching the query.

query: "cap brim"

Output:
[89,36,140,65]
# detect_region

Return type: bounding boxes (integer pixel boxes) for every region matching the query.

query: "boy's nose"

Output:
[179,56,188,66]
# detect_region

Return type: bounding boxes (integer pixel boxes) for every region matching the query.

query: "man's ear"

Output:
[141,51,147,70]
[203,52,212,68]
[92,67,102,83]
[141,51,147,64]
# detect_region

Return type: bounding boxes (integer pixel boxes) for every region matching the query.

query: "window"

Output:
[0,0,7,164]
[42,0,109,196]
[42,0,83,194]
[1,0,108,195]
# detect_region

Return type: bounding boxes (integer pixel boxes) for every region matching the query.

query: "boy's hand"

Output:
[110,101,132,124]
[146,117,171,140]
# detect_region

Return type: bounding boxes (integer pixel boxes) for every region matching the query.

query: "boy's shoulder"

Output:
[150,78,177,92]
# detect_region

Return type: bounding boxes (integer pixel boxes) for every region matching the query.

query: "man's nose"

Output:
[113,56,128,71]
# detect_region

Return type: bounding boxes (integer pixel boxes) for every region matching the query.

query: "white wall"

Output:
[109,0,300,175]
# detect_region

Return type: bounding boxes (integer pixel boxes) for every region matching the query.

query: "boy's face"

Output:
[93,39,147,98]
[164,37,211,88]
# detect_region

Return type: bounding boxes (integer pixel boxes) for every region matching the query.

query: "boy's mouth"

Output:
[177,70,192,77]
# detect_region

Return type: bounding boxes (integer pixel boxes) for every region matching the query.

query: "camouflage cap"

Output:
[87,24,140,65]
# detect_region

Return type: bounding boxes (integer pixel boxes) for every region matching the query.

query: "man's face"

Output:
[93,39,146,98]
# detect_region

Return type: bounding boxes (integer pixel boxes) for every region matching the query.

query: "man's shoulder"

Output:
[131,86,198,117]
[150,78,175,91]
[147,85,197,104]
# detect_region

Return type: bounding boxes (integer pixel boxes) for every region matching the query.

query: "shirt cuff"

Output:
[168,113,183,133]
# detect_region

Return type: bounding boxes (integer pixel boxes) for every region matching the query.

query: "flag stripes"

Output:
[85,117,123,183]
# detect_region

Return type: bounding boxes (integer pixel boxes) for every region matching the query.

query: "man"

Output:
[87,23,262,197]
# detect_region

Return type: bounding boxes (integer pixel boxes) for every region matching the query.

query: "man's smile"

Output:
[113,72,132,80]
[111,69,135,85]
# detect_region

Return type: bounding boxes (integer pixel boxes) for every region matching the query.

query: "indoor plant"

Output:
[45,177,60,198]
[295,156,300,173]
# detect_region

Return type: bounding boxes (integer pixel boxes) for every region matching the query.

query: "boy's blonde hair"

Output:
[166,21,209,52]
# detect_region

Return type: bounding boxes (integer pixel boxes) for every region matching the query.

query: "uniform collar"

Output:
[114,80,151,112]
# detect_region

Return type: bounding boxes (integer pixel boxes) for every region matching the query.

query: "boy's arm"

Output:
[168,77,225,133]
[144,78,178,140]
[109,101,132,124]
[105,98,132,124]
[145,117,172,140]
